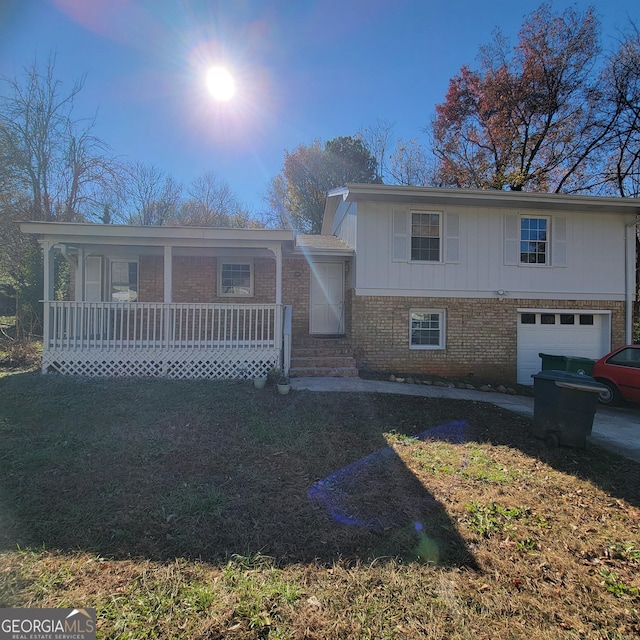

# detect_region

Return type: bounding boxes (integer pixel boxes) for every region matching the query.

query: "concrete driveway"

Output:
[290,377,640,463]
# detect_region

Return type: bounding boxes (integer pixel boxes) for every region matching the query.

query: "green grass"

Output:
[0,373,638,639]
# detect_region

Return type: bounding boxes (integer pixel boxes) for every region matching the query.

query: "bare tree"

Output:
[121,162,182,225]
[388,138,433,186]
[0,55,117,221]
[358,118,394,183]
[169,170,255,227]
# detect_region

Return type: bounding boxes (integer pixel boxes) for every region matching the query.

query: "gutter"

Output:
[625,216,640,343]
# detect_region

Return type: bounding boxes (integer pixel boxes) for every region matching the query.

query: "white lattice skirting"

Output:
[42,348,281,380]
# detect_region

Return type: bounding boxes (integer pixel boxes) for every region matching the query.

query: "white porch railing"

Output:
[42,302,283,379]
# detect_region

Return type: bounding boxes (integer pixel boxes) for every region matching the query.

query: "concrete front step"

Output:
[289,366,359,378]
[290,337,358,377]
[292,347,355,357]
[291,355,357,369]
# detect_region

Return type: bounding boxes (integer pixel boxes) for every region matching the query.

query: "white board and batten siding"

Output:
[353,202,627,300]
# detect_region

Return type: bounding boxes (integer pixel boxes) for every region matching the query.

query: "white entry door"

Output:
[310,262,344,334]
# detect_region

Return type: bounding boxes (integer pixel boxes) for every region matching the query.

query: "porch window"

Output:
[110,261,138,302]
[410,309,446,349]
[219,261,253,297]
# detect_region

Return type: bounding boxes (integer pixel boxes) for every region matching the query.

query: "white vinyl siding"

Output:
[357,203,623,298]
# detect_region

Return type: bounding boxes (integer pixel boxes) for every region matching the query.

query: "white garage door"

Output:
[517,311,610,385]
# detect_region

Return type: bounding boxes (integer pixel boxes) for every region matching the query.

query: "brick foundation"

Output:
[350,294,626,382]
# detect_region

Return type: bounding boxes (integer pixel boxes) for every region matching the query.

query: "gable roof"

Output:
[323,184,640,234]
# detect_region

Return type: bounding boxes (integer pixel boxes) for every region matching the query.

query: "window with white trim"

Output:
[520,216,549,264]
[410,309,446,349]
[110,261,138,302]
[411,212,441,261]
[219,261,253,297]
[505,213,566,267]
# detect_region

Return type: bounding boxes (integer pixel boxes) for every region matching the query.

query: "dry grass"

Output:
[0,373,638,639]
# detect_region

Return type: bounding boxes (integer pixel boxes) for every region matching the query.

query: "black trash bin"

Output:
[532,370,607,447]
[538,353,595,376]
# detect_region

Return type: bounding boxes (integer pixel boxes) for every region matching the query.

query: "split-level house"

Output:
[20,185,640,385]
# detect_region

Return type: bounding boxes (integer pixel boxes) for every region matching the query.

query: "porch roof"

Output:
[19,221,295,249]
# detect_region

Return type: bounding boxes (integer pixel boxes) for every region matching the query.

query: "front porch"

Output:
[20,222,297,380]
[43,301,287,379]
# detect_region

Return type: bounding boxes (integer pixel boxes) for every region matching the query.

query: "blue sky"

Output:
[0,0,637,214]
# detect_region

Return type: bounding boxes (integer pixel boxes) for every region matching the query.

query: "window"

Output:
[219,262,253,297]
[607,347,640,368]
[410,309,445,349]
[520,217,549,264]
[110,261,138,302]
[411,212,441,261]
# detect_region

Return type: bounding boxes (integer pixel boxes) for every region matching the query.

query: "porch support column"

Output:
[42,241,55,366]
[273,244,282,305]
[163,245,173,303]
[76,246,84,301]
[43,241,55,302]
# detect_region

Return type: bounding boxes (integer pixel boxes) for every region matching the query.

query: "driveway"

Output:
[291,377,640,463]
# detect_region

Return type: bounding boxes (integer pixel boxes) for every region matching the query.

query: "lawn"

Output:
[0,372,638,639]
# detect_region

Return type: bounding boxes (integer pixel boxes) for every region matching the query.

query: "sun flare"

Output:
[206,66,236,101]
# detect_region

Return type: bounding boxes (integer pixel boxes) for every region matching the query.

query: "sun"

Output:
[206,66,236,101]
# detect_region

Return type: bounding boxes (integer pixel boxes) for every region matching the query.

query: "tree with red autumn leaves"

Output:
[431,3,637,195]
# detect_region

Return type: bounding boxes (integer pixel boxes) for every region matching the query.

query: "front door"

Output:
[310,262,344,335]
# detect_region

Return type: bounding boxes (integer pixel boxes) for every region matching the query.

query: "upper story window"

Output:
[219,261,253,297]
[504,213,566,267]
[411,212,441,262]
[393,210,458,263]
[520,217,549,264]
[110,261,138,302]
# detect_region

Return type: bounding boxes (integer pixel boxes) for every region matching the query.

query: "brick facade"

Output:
[350,294,626,381]
[134,253,627,383]
[283,256,311,338]
[138,255,275,303]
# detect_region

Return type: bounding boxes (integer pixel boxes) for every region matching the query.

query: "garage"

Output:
[516,310,611,385]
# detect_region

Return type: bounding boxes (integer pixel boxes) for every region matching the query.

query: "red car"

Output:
[592,345,640,406]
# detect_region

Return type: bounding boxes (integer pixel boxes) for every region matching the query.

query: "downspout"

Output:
[625,216,640,344]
